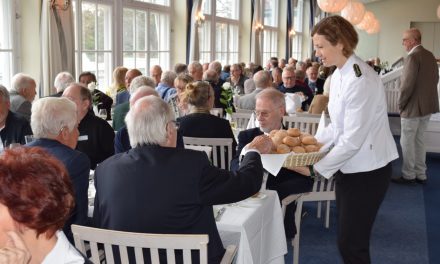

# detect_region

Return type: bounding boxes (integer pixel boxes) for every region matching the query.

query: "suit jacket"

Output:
[236,88,263,110]
[93,145,263,263]
[77,112,115,169]
[231,127,313,200]
[399,45,439,118]
[9,91,31,121]
[112,102,130,131]
[0,111,32,146]
[305,78,325,95]
[178,112,237,165]
[27,138,91,243]
[92,89,113,120]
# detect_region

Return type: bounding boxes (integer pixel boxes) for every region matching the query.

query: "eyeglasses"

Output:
[283,76,295,80]
[253,110,272,118]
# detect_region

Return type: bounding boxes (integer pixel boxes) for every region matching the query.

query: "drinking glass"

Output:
[98,109,107,119]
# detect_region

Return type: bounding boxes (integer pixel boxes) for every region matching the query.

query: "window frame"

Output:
[291,0,304,61]
[0,0,19,88]
[261,0,279,65]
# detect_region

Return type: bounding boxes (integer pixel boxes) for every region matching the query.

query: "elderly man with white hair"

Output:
[113,75,156,130]
[93,95,272,263]
[27,97,90,243]
[155,70,177,102]
[188,61,203,81]
[9,73,37,121]
[50,71,75,97]
[0,85,32,147]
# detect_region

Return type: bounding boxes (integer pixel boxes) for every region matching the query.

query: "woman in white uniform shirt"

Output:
[295,16,398,264]
[0,147,89,264]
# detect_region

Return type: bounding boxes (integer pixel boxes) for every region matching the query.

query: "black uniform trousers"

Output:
[335,163,392,264]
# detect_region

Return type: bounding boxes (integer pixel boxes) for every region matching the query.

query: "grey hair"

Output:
[125,96,174,147]
[244,79,256,94]
[189,61,203,72]
[130,76,156,94]
[160,71,177,87]
[54,72,75,93]
[253,70,271,88]
[0,85,10,102]
[11,73,35,94]
[255,88,286,109]
[208,61,222,75]
[31,97,77,139]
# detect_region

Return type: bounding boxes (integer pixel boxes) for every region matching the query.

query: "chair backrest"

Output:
[210,108,223,118]
[282,115,322,136]
[235,108,254,114]
[230,112,252,130]
[72,225,209,264]
[183,137,233,170]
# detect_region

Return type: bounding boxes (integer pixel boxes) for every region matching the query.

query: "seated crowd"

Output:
[1,56,344,263]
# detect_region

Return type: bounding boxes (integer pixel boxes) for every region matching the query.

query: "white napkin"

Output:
[240,147,289,176]
[246,112,259,129]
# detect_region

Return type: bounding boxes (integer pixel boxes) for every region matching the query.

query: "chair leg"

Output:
[325,200,331,228]
[317,201,322,219]
[293,199,304,264]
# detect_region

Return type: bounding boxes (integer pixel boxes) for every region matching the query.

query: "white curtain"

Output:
[189,0,202,62]
[40,0,75,96]
[251,0,262,66]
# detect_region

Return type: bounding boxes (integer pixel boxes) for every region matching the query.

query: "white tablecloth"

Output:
[216,190,287,264]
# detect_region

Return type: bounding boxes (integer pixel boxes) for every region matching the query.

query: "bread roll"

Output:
[299,133,311,141]
[277,144,291,154]
[269,130,278,137]
[287,128,301,137]
[302,136,317,145]
[305,145,320,153]
[272,135,284,146]
[282,136,301,147]
[275,130,288,139]
[292,146,306,153]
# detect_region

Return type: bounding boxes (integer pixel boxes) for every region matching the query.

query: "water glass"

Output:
[98,109,107,119]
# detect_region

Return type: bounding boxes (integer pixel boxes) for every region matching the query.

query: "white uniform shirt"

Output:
[42,231,85,264]
[314,54,398,178]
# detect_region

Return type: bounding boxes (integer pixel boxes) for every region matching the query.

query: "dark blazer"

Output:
[305,78,325,95]
[178,113,237,166]
[231,127,313,200]
[0,111,32,146]
[77,112,115,169]
[112,102,130,131]
[399,45,439,118]
[114,125,185,153]
[92,89,113,120]
[93,145,263,263]
[28,138,91,243]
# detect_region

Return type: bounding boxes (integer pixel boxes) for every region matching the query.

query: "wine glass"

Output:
[98,109,107,119]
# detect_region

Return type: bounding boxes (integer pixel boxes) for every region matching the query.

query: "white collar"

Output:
[41,231,84,264]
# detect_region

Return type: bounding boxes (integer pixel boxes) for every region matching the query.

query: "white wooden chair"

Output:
[281,176,336,264]
[235,108,254,114]
[210,108,223,118]
[72,225,237,264]
[282,115,323,135]
[230,112,252,130]
[183,137,233,170]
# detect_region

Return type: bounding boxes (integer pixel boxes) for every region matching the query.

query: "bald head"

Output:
[402,28,422,52]
[125,69,142,89]
[253,70,271,89]
[150,65,163,85]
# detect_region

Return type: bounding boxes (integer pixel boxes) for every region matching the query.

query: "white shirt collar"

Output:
[42,231,84,264]
[408,44,421,55]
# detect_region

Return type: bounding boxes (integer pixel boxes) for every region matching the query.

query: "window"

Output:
[73,0,113,88]
[200,0,239,65]
[0,0,15,88]
[123,8,170,74]
[261,0,278,65]
[291,0,304,60]
[73,0,171,88]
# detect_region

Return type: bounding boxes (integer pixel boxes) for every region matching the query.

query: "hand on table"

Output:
[0,231,31,264]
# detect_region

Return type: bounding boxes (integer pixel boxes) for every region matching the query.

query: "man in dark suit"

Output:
[305,66,325,95]
[231,88,313,237]
[93,95,273,263]
[0,85,32,147]
[79,71,114,120]
[27,97,90,243]
[278,66,314,110]
[63,83,114,169]
[393,28,439,185]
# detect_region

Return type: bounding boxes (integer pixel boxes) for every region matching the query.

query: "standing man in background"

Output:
[393,28,439,185]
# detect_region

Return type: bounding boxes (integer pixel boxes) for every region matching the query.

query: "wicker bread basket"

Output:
[283,151,327,168]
